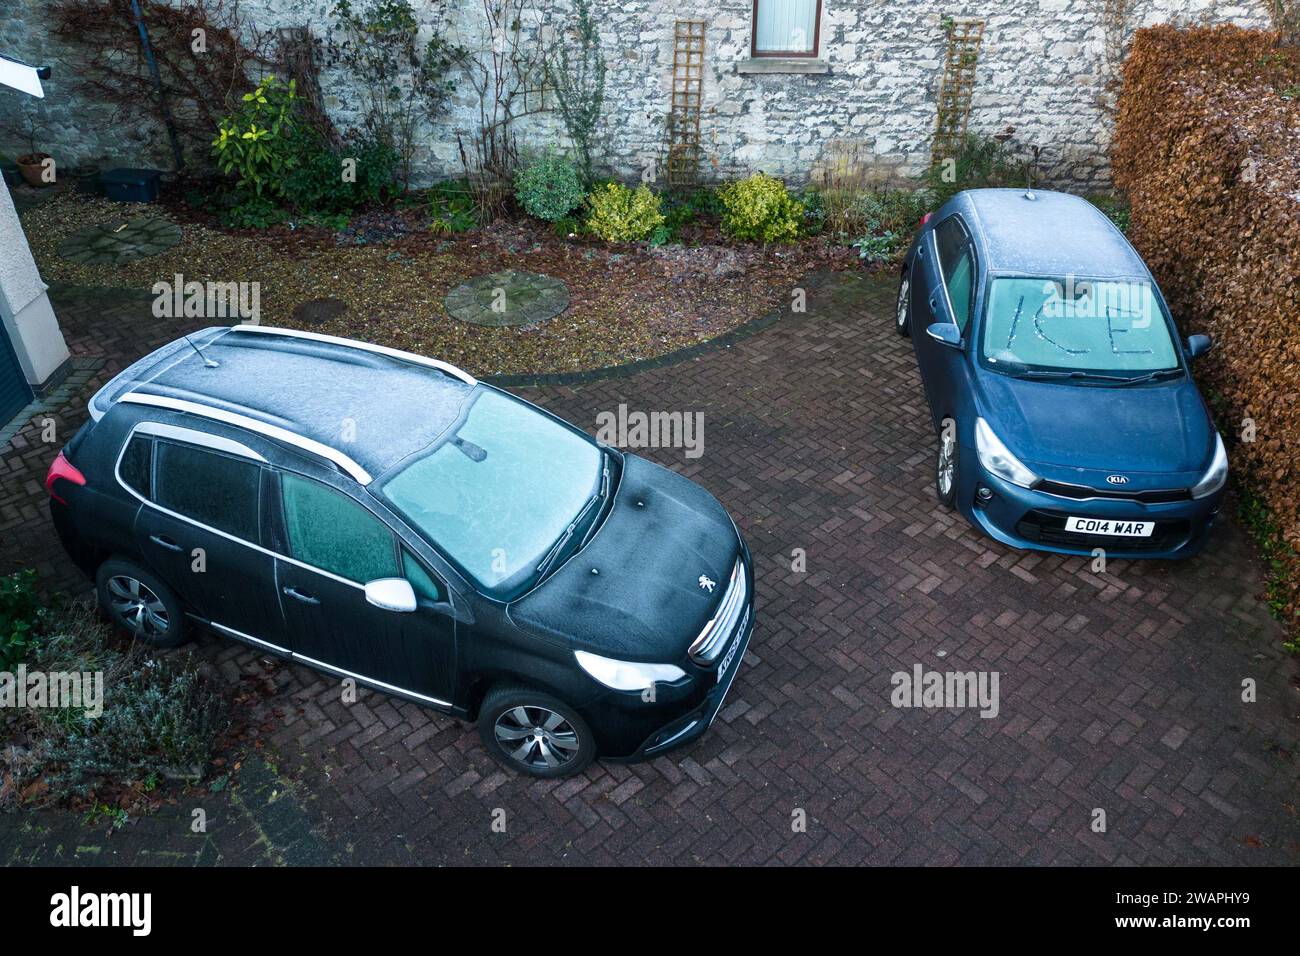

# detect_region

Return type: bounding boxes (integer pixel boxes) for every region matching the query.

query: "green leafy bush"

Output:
[1,594,228,805]
[429,179,478,234]
[718,173,804,243]
[658,186,722,241]
[515,154,585,222]
[920,133,1030,207]
[220,194,288,230]
[283,130,400,216]
[0,568,41,671]
[583,182,665,242]
[212,75,301,198]
[44,656,227,796]
[797,188,826,236]
[844,188,930,262]
[852,232,903,264]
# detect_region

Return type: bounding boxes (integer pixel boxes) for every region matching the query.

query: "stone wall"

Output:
[0,0,1273,191]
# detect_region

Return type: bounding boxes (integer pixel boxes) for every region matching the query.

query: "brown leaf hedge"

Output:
[1113,24,1300,631]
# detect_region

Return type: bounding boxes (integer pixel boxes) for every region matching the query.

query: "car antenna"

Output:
[183,334,220,368]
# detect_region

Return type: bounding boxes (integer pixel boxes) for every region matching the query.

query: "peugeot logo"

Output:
[698,575,716,593]
[1106,474,1130,485]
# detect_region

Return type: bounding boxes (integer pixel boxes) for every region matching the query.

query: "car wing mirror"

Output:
[364,577,417,613]
[926,322,964,349]
[1186,334,1214,360]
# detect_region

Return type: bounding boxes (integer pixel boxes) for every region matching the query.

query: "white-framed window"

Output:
[751,0,822,58]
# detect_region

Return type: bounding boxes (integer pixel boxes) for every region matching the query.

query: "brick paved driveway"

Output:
[3,275,1298,865]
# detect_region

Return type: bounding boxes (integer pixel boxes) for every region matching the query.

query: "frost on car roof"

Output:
[958,189,1149,279]
[100,327,475,478]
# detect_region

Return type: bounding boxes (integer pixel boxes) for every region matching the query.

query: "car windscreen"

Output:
[380,387,602,598]
[981,277,1180,376]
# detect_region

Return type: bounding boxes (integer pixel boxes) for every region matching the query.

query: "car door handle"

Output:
[282,586,320,605]
[149,534,183,552]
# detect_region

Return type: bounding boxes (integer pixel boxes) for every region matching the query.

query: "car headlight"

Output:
[1191,433,1228,499]
[574,650,687,691]
[974,418,1038,488]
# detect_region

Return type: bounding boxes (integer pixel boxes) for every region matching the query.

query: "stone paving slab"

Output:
[1,274,1298,866]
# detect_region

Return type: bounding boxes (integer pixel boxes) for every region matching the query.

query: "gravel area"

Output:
[20,190,859,376]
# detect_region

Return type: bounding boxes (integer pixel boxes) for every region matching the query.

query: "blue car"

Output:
[896,188,1227,559]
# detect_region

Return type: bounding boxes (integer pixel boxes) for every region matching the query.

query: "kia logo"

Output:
[1106,474,1129,485]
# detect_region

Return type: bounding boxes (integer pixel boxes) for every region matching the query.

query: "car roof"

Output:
[90,326,477,481]
[951,189,1149,278]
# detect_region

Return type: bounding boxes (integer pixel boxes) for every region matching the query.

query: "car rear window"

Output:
[154,441,261,542]
[119,434,152,498]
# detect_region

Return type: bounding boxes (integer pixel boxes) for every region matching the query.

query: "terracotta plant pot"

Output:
[16,152,53,188]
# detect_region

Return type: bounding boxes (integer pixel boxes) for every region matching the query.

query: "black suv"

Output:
[47,326,754,777]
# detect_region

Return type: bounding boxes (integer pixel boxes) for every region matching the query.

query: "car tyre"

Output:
[95,558,190,648]
[895,272,912,337]
[936,417,959,509]
[478,685,596,779]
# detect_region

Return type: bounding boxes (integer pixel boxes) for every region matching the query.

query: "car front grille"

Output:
[1015,509,1191,553]
[1033,479,1190,504]
[689,557,747,665]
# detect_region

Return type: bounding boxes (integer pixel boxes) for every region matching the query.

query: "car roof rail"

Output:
[225,325,478,386]
[119,392,374,485]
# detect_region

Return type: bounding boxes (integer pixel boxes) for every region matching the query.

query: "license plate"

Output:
[716,631,743,684]
[1063,516,1154,537]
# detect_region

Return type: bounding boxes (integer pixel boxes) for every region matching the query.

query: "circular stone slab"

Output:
[57,216,182,266]
[444,269,570,328]
[291,297,348,326]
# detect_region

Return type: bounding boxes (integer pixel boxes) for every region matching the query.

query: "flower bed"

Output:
[21,191,857,377]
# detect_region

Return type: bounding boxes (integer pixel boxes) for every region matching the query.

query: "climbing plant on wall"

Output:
[550,0,606,186]
[48,0,272,167]
[455,0,556,221]
[324,0,465,189]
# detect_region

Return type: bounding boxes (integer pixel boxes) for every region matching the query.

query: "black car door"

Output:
[127,426,285,648]
[270,470,457,705]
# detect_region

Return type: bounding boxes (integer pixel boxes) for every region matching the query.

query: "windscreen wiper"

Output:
[579,457,612,549]
[1113,368,1184,386]
[535,488,602,580]
[1018,369,1131,383]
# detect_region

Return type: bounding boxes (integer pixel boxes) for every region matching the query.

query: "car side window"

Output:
[119,434,153,499]
[154,440,260,541]
[402,547,445,604]
[946,249,975,332]
[280,472,399,583]
[935,217,976,332]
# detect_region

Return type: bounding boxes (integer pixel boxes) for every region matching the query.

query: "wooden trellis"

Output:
[667,19,705,188]
[931,18,985,165]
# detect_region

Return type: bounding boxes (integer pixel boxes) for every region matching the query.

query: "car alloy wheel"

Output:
[896,275,911,336]
[936,417,959,508]
[493,705,583,772]
[107,574,170,638]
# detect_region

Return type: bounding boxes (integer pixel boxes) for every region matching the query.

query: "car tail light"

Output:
[920,212,934,227]
[45,451,86,505]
